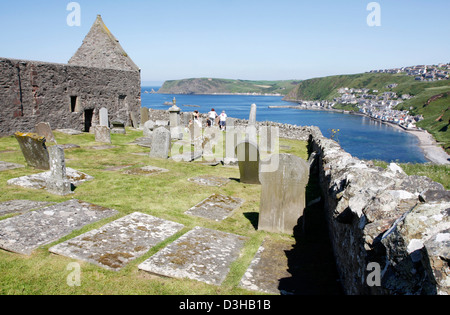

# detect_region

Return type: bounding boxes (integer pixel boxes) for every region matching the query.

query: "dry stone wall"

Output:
[0,57,140,136]
[309,127,449,295]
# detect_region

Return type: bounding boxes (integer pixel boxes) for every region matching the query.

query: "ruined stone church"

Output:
[0,15,141,136]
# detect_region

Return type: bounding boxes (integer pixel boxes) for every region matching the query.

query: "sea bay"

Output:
[142,87,428,163]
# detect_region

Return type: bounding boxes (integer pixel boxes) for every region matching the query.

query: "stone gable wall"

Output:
[0,57,141,136]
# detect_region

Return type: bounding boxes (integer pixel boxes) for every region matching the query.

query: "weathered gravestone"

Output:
[0,161,24,172]
[0,200,52,217]
[111,120,126,134]
[143,120,155,138]
[129,111,138,128]
[138,226,247,286]
[46,146,73,196]
[150,127,171,159]
[188,176,231,187]
[35,122,56,143]
[239,238,294,294]
[249,103,257,125]
[49,212,184,271]
[14,132,50,170]
[185,194,244,222]
[258,154,309,235]
[235,140,260,184]
[141,107,150,127]
[94,125,112,144]
[0,199,118,255]
[99,108,109,127]
[169,105,183,140]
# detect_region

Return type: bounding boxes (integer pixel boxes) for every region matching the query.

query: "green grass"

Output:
[397,89,450,154]
[372,161,449,190]
[0,129,309,295]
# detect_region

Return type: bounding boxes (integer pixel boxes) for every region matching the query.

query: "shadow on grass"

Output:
[277,167,344,295]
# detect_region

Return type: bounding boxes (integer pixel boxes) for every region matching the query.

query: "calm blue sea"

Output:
[141,87,428,163]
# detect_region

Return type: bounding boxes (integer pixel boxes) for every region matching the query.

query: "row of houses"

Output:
[369,63,450,81]
[334,88,423,129]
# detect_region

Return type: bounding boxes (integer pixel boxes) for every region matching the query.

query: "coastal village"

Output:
[369,63,450,81]
[292,63,450,130]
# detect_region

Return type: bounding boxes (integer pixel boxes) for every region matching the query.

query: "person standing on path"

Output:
[208,109,218,127]
[219,110,227,131]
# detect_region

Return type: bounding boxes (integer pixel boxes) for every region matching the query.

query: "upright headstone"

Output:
[46,146,73,196]
[143,120,155,138]
[14,132,50,170]
[141,107,149,127]
[99,108,109,127]
[258,154,309,235]
[249,103,257,125]
[150,127,171,159]
[35,122,56,143]
[235,141,260,184]
[94,125,112,144]
[182,112,192,127]
[169,105,182,140]
[130,111,138,128]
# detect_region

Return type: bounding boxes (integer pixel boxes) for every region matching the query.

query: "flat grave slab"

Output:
[128,137,153,148]
[0,199,118,255]
[58,144,81,150]
[188,175,231,187]
[138,226,247,286]
[0,200,53,217]
[123,165,169,176]
[185,194,244,222]
[49,212,184,271]
[239,238,293,295]
[7,168,93,191]
[0,161,24,172]
[55,129,84,135]
[87,145,117,151]
[171,151,203,162]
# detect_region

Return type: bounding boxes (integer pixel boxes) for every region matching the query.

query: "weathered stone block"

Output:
[138,227,247,286]
[14,132,50,170]
[49,212,184,271]
[0,199,118,255]
[186,194,244,221]
[258,154,309,235]
[46,146,73,196]
[150,127,171,159]
[35,122,56,143]
[111,120,126,134]
[94,125,112,144]
[235,140,260,184]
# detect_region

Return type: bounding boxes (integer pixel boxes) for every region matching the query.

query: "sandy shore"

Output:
[404,129,450,165]
[383,121,450,165]
[351,113,449,165]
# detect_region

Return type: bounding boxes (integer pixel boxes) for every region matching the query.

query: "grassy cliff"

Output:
[157,78,300,96]
[283,73,416,101]
[284,72,450,153]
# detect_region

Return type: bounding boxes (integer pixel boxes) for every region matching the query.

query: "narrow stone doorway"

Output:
[84,109,94,132]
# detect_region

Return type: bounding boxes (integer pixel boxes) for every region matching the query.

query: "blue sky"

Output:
[1,0,449,85]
